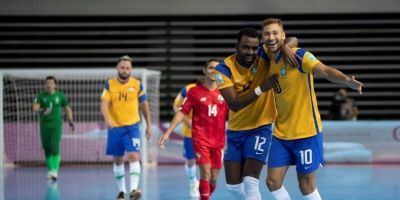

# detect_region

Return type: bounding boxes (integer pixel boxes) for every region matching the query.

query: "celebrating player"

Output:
[101,55,153,200]
[159,58,228,200]
[214,28,298,200]
[33,76,74,182]
[262,18,363,200]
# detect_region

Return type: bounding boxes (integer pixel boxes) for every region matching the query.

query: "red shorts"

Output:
[193,144,224,169]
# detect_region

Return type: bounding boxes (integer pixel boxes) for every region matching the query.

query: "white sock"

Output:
[226,183,245,200]
[184,164,198,183]
[271,186,291,200]
[129,161,141,192]
[113,163,126,193]
[304,188,321,200]
[243,176,261,200]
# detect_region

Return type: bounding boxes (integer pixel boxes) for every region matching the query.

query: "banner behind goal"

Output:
[0,68,160,168]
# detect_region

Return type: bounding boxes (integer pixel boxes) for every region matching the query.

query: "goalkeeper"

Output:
[32,76,74,181]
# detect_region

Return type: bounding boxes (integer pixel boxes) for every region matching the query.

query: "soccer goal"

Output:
[0,68,161,168]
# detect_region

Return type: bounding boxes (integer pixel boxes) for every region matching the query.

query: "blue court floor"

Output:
[1,164,400,200]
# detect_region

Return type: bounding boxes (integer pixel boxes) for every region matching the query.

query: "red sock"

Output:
[210,182,217,194]
[199,179,210,200]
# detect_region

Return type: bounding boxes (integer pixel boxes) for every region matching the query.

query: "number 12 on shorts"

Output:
[299,149,312,165]
[254,136,266,152]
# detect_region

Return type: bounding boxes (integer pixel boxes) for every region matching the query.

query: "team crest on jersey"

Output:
[129,87,134,92]
[55,97,59,104]
[215,74,224,85]
[251,66,257,74]
[195,152,201,160]
[218,94,224,102]
[281,67,287,77]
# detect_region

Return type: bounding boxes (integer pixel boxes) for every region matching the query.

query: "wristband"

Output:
[254,86,263,96]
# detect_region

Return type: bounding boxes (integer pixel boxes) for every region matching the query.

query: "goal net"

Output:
[0,68,160,168]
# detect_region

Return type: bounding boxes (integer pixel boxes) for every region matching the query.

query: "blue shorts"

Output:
[224,124,272,164]
[106,123,141,156]
[268,133,324,174]
[183,137,195,160]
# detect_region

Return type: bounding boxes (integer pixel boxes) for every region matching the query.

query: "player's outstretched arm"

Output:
[140,101,153,140]
[313,62,364,94]
[158,111,185,148]
[100,99,114,128]
[173,102,192,128]
[219,74,278,112]
[282,37,301,68]
[65,106,75,131]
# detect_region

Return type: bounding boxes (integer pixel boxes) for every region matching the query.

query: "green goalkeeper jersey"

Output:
[34,91,68,125]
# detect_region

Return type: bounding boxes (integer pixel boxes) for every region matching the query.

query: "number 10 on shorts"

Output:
[299,149,312,165]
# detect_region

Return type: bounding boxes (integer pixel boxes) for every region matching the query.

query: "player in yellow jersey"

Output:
[173,82,200,198]
[262,18,363,200]
[214,28,298,200]
[101,55,153,200]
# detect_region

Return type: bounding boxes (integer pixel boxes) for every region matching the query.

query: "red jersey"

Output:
[181,84,228,148]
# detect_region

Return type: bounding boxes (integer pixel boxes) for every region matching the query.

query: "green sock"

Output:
[45,156,52,171]
[53,155,61,172]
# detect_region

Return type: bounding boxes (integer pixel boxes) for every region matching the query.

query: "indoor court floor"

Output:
[1,164,400,200]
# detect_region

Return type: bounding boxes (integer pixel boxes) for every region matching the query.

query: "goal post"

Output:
[0,68,161,168]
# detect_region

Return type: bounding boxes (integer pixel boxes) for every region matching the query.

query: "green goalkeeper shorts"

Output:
[40,123,62,156]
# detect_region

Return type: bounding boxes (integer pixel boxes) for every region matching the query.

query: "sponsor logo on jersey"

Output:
[55,97,59,104]
[306,52,317,62]
[218,95,224,102]
[200,97,207,102]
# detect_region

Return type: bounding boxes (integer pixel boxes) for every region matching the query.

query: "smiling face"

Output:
[262,19,286,53]
[204,60,219,82]
[235,35,260,67]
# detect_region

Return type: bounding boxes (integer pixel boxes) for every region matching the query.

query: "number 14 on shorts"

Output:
[132,138,140,148]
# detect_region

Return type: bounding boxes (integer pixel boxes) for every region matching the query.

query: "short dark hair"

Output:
[237,28,260,43]
[45,76,56,84]
[204,58,219,68]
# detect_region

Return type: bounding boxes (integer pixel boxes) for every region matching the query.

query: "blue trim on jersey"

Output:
[215,61,232,78]
[104,81,110,90]
[307,74,320,133]
[274,51,282,64]
[139,94,147,103]
[257,45,269,61]
[295,48,307,73]
[180,87,187,98]
[139,82,144,92]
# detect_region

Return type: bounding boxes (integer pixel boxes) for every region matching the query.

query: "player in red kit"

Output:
[159,58,228,200]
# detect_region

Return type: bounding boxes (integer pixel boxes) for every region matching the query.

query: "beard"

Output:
[118,72,130,80]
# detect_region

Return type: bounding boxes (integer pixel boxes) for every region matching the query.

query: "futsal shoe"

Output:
[47,171,58,182]
[189,180,200,198]
[130,189,142,200]
[116,191,126,200]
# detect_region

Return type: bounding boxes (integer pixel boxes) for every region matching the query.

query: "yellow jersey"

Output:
[173,83,196,138]
[268,47,322,140]
[101,77,146,127]
[215,50,277,131]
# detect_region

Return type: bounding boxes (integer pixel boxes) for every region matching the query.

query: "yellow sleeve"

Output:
[295,48,320,74]
[101,81,111,100]
[174,92,184,107]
